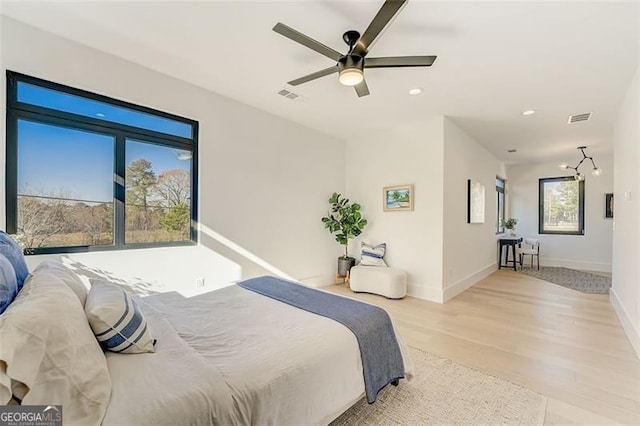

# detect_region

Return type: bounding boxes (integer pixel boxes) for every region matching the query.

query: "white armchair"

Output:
[517,238,540,270]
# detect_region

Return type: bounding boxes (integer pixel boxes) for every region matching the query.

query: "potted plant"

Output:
[321,192,368,277]
[502,218,518,236]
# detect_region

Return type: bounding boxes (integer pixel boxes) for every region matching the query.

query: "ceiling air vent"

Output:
[568,112,592,124]
[277,88,302,101]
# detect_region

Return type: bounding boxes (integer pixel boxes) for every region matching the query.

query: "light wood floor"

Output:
[327,270,640,425]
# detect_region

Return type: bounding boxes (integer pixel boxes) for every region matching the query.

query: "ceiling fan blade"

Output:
[365,55,437,68]
[273,23,342,61]
[353,0,407,56]
[288,66,338,86]
[354,79,370,97]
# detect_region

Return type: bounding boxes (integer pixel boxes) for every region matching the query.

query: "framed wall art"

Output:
[467,179,485,224]
[605,193,614,219]
[383,184,414,212]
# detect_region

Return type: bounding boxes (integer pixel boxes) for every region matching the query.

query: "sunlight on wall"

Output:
[199,224,295,281]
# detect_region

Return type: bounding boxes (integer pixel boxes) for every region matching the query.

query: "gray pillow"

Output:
[0,255,18,314]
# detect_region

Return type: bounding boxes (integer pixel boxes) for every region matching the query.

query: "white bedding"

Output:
[103,284,412,425]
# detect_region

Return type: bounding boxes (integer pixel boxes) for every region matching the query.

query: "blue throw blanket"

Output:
[237,276,404,404]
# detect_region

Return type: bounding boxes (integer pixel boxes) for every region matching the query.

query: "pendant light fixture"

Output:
[559,146,600,180]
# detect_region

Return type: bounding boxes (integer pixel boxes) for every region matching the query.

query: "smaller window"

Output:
[539,177,585,235]
[496,177,505,234]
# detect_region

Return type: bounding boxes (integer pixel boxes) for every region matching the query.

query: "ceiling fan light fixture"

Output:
[273,0,437,97]
[339,68,364,86]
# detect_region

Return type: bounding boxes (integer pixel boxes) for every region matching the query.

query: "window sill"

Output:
[24,240,196,256]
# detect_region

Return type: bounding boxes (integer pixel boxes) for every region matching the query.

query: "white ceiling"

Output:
[2,1,638,164]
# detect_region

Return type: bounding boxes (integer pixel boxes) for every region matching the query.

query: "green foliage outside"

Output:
[17,158,191,249]
[160,203,190,233]
[543,180,579,230]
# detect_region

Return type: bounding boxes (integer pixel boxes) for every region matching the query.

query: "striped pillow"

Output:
[85,280,155,354]
[360,242,388,267]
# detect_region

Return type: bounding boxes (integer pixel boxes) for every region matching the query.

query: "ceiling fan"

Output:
[273,0,436,97]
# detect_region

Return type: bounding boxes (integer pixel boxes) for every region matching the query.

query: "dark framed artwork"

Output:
[605,193,614,219]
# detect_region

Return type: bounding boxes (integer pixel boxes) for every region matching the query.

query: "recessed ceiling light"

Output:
[408,87,423,95]
[522,110,535,116]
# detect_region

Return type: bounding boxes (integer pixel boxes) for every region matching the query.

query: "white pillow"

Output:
[0,273,111,425]
[360,242,388,267]
[33,260,88,306]
[85,280,156,354]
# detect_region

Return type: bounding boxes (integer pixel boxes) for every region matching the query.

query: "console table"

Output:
[498,237,523,271]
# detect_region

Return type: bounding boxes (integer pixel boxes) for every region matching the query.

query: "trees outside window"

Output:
[6,71,197,254]
[539,177,585,235]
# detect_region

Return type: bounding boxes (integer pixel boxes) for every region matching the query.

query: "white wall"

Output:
[0,9,5,228]
[345,117,505,303]
[2,17,346,292]
[611,65,639,357]
[345,118,445,302]
[507,156,614,272]
[442,118,505,301]
[25,246,241,298]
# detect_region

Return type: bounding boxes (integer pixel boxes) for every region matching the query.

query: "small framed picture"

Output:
[383,184,414,212]
[467,179,485,224]
[605,193,614,219]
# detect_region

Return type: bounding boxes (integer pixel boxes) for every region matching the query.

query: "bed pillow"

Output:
[33,260,88,306]
[0,255,18,314]
[0,272,111,425]
[360,242,388,267]
[0,231,29,290]
[86,280,156,354]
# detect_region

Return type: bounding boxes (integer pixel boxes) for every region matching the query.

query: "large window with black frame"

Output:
[5,71,198,254]
[539,176,585,235]
[496,177,506,234]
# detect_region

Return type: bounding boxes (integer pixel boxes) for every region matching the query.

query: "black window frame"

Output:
[5,71,199,255]
[496,176,506,234]
[538,176,585,236]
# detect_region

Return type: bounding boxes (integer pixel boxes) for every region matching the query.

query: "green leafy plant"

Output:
[321,192,368,259]
[501,217,518,230]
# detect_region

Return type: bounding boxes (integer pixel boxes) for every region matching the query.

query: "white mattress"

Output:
[103,283,412,425]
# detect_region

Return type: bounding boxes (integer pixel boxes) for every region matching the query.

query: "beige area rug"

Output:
[331,347,547,425]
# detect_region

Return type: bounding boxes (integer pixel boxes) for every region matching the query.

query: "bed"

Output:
[0,259,413,425]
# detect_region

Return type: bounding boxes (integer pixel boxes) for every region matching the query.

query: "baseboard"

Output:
[299,273,336,288]
[610,288,640,359]
[407,284,443,303]
[540,257,611,273]
[442,262,498,303]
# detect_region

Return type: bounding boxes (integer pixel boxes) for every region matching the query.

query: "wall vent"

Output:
[277,88,302,101]
[568,112,592,124]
